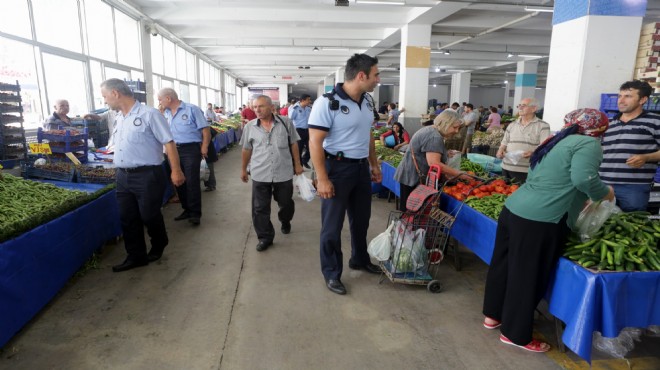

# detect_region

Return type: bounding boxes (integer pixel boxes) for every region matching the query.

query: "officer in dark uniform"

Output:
[308,54,383,295]
[99,78,185,272]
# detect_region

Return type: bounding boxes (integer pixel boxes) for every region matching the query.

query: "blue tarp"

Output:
[0,190,122,347]
[380,162,400,197]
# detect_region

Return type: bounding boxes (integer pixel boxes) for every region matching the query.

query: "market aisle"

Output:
[2,148,656,369]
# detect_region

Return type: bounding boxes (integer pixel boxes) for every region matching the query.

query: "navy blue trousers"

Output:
[320,159,372,280]
[174,143,202,218]
[116,166,168,259]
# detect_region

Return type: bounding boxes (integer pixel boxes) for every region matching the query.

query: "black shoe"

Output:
[147,248,164,262]
[204,186,216,192]
[303,163,311,169]
[326,279,346,295]
[281,222,291,234]
[348,261,382,274]
[189,217,200,226]
[112,257,148,272]
[256,240,272,252]
[174,211,191,221]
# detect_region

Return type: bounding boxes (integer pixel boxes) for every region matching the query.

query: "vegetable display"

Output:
[563,211,660,271]
[375,140,403,167]
[471,130,504,147]
[465,194,507,220]
[460,158,487,177]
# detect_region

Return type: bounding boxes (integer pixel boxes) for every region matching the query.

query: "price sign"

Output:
[29,143,52,155]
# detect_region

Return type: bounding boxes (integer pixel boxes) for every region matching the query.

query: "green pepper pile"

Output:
[564,211,660,271]
[0,174,92,242]
[465,194,506,220]
[460,158,487,177]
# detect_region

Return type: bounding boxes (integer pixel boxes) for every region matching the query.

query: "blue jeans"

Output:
[611,183,651,212]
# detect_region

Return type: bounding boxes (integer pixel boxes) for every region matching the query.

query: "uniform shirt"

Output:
[599,111,660,185]
[463,111,478,134]
[388,108,401,124]
[113,101,173,168]
[506,135,610,229]
[240,115,300,183]
[393,126,445,187]
[500,116,551,173]
[288,102,311,129]
[308,83,374,159]
[163,101,208,144]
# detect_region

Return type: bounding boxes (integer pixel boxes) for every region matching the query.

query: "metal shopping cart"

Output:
[378,165,468,293]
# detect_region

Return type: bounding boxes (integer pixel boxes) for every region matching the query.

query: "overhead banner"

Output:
[248,87,280,102]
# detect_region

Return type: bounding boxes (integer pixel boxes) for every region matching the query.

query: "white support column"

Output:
[324,75,335,93]
[450,72,470,105]
[543,0,646,130]
[503,79,513,111]
[335,68,345,84]
[512,60,538,116]
[398,23,431,134]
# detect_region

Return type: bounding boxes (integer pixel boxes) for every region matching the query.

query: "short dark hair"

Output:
[497,104,503,108]
[466,103,474,109]
[388,103,396,109]
[451,102,459,108]
[620,80,653,99]
[345,53,378,81]
[300,94,311,101]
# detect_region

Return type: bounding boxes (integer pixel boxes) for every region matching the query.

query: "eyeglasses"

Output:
[518,104,534,109]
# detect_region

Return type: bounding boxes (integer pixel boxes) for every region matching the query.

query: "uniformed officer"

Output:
[288,94,313,169]
[308,53,383,295]
[158,88,211,226]
[99,78,185,272]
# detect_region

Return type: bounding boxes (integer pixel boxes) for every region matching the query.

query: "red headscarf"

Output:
[563,108,609,137]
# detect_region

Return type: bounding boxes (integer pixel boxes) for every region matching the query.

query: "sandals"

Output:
[483,317,501,329]
[499,334,551,353]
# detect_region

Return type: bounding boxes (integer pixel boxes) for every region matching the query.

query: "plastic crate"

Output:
[0,82,20,92]
[38,127,88,142]
[0,114,23,124]
[22,163,76,182]
[125,80,146,92]
[89,131,109,148]
[644,94,660,111]
[0,93,21,103]
[35,152,88,164]
[78,167,116,184]
[600,93,618,112]
[0,103,22,114]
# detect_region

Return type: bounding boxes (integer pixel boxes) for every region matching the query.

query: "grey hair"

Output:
[100,78,133,98]
[158,87,179,100]
[433,110,462,135]
[253,94,272,105]
[523,97,540,107]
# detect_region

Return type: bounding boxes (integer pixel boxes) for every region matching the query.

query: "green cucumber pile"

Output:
[465,194,506,220]
[564,211,660,271]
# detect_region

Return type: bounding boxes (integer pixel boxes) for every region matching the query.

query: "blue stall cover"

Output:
[0,190,121,347]
[380,162,400,197]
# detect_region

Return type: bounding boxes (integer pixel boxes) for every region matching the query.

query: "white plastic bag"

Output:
[368,221,395,261]
[593,328,642,359]
[576,199,620,241]
[504,150,525,165]
[447,150,461,170]
[293,174,316,202]
[391,221,428,275]
[200,159,210,182]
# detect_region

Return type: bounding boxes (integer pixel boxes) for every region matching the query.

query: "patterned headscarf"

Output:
[530,108,609,170]
[563,108,609,137]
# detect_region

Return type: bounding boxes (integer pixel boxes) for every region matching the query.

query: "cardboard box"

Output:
[638,47,654,58]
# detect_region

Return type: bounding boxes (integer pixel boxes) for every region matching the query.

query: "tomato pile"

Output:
[443,178,519,201]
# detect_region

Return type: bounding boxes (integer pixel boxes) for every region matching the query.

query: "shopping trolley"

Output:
[378,165,468,293]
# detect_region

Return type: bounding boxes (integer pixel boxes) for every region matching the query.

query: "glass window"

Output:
[163,38,176,78]
[131,70,144,82]
[84,0,116,62]
[90,60,104,109]
[0,0,32,39]
[33,0,82,53]
[150,35,164,75]
[161,79,173,88]
[151,74,161,99]
[0,37,42,129]
[176,45,186,80]
[115,10,141,68]
[179,83,190,103]
[199,60,206,86]
[186,51,196,83]
[189,84,199,107]
[42,53,88,118]
[105,67,129,80]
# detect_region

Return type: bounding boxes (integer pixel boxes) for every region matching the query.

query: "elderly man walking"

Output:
[240,95,303,252]
[158,88,210,226]
[496,98,551,184]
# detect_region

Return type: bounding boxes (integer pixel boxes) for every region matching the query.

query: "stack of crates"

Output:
[71,118,109,148]
[635,22,660,91]
[126,80,147,104]
[0,81,28,168]
[37,127,88,164]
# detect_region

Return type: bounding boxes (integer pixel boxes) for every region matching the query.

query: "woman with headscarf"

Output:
[393,110,464,211]
[481,108,615,353]
[379,122,410,151]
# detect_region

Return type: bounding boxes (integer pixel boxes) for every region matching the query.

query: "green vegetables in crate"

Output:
[563,211,660,271]
[460,158,487,177]
[465,194,506,220]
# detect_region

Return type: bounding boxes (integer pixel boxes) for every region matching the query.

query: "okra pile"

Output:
[564,211,660,272]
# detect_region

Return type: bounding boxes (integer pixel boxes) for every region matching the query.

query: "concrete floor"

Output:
[1,147,659,370]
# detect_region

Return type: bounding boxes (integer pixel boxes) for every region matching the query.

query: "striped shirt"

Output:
[599,111,660,185]
[500,117,551,173]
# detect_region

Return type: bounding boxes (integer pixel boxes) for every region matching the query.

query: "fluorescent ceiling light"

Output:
[313,46,319,52]
[433,84,437,87]
[323,47,349,51]
[356,0,406,5]
[504,80,508,84]
[443,50,451,55]
[518,54,545,58]
[507,53,514,58]
[435,67,440,72]
[236,46,263,50]
[525,6,554,13]
[505,71,516,74]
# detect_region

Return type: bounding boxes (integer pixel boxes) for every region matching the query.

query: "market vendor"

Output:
[386,103,404,127]
[482,108,614,353]
[495,98,551,184]
[43,99,72,131]
[599,80,660,212]
[84,109,118,149]
[393,110,465,211]
[379,122,410,151]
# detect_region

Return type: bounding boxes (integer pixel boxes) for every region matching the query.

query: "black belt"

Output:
[176,142,200,147]
[325,151,368,163]
[118,165,160,173]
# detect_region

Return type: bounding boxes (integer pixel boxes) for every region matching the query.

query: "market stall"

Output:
[0,179,121,347]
